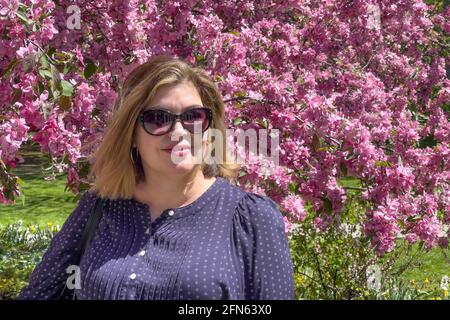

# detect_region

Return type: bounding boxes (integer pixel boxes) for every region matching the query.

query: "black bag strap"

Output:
[59,195,103,299]
[75,196,104,261]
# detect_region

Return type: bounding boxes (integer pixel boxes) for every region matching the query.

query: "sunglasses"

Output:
[138,107,213,136]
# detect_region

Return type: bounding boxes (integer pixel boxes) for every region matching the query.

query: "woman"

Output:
[18,55,295,300]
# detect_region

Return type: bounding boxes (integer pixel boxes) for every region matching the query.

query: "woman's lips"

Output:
[162,146,191,154]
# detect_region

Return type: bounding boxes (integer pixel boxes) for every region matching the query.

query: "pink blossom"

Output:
[0,0,448,254]
[281,194,307,222]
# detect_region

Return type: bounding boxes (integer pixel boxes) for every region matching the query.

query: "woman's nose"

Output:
[169,120,188,140]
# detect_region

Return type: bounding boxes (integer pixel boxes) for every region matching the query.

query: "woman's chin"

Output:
[166,156,196,173]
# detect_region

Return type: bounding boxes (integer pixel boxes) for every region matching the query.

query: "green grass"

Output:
[394,242,450,286]
[0,149,77,228]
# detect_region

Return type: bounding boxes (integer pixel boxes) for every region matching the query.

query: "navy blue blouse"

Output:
[18,177,295,300]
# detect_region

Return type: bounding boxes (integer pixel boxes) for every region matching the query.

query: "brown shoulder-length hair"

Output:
[86,55,240,200]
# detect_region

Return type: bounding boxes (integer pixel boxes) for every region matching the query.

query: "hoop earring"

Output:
[130,147,139,164]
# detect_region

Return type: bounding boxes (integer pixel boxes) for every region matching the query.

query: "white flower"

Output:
[440,275,449,291]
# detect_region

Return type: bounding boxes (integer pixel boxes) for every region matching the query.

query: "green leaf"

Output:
[418,135,438,149]
[338,176,361,188]
[312,133,321,152]
[83,59,97,79]
[321,197,333,214]
[195,54,205,63]
[2,59,21,78]
[418,240,424,250]
[251,63,265,71]
[63,64,72,74]
[11,89,22,104]
[39,54,49,69]
[289,182,298,193]
[238,171,247,178]
[235,91,247,98]
[256,118,268,129]
[38,68,52,79]
[442,103,450,119]
[15,11,33,25]
[317,146,335,152]
[233,117,243,126]
[60,80,74,97]
[340,162,348,176]
[52,52,72,64]
[406,215,422,223]
[375,160,393,167]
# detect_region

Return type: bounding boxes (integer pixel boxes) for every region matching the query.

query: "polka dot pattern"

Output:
[17,177,295,300]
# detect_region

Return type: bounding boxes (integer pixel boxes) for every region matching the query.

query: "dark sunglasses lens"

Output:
[182,109,210,133]
[143,110,172,135]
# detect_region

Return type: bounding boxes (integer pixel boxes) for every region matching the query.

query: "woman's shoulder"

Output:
[63,190,100,224]
[230,186,285,231]
[76,190,102,208]
[80,189,99,201]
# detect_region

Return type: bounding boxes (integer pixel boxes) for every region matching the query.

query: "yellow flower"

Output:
[424,278,429,285]
[294,274,304,285]
[430,297,441,300]
[444,289,449,298]
[410,279,416,287]
[30,226,37,233]
[47,222,53,229]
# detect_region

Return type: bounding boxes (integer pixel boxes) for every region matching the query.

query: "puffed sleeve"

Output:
[231,192,295,300]
[17,191,98,300]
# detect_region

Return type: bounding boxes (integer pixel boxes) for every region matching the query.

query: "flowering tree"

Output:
[0,0,449,255]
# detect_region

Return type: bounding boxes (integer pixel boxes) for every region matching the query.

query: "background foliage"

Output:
[0,0,449,300]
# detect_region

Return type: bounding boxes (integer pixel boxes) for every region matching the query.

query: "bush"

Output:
[289,194,449,300]
[0,221,59,299]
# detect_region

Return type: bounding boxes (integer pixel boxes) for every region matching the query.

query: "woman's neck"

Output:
[134,168,216,216]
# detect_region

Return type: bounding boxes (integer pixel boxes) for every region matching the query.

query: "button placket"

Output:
[149,209,176,230]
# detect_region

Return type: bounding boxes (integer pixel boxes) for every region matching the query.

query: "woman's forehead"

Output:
[145,83,203,112]
[144,104,203,112]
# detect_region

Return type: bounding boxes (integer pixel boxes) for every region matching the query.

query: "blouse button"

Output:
[139,250,146,256]
[130,273,137,280]
[168,210,175,216]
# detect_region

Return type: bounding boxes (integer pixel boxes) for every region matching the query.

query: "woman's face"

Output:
[134,81,209,179]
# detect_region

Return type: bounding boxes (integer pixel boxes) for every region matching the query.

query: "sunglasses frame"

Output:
[138,106,213,136]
